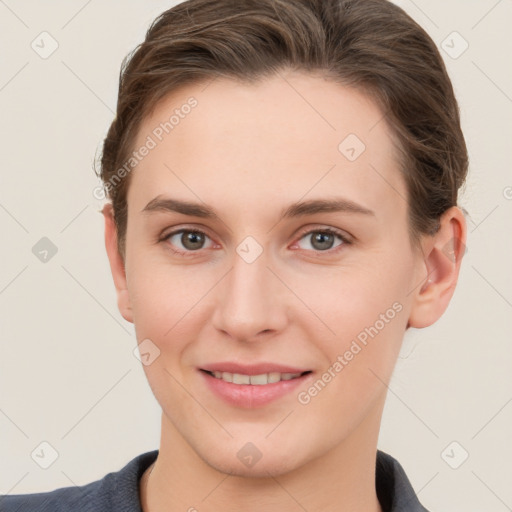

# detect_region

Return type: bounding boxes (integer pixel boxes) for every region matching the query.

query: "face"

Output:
[107,71,441,477]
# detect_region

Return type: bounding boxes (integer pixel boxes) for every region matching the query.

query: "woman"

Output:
[2,0,468,510]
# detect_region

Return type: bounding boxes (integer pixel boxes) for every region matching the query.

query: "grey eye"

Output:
[167,230,213,251]
[297,231,344,251]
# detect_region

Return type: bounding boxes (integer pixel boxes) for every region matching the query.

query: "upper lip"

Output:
[200,362,311,375]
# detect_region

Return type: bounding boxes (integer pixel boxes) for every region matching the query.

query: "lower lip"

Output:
[200,370,312,408]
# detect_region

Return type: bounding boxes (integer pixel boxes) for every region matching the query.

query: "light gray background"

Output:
[1,1,511,510]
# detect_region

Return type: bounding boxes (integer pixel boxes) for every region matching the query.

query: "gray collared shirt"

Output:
[1,449,429,511]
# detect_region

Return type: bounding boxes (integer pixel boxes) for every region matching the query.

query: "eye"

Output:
[160,226,351,257]
[162,229,215,255]
[293,228,350,253]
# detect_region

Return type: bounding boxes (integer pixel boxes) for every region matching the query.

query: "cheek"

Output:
[293,287,407,443]
[126,252,220,371]
[127,261,209,415]
[293,255,411,344]
[127,242,201,328]
[291,247,412,406]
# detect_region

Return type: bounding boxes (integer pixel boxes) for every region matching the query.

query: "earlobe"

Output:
[102,204,134,324]
[407,206,467,329]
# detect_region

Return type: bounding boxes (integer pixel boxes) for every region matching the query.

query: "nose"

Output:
[211,249,288,342]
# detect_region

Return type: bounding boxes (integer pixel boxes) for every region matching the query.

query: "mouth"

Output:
[198,365,314,408]
[200,369,312,385]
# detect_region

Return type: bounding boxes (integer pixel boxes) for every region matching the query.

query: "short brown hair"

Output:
[97,0,469,259]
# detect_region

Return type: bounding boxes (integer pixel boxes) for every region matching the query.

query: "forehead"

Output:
[128,71,407,224]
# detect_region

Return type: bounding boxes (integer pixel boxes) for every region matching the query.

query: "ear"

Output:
[102,203,133,324]
[407,206,467,329]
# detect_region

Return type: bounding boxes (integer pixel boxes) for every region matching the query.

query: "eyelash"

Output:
[159,226,352,258]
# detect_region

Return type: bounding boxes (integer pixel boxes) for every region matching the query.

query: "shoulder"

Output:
[0,450,158,512]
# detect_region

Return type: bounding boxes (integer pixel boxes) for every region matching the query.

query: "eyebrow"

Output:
[141,195,375,220]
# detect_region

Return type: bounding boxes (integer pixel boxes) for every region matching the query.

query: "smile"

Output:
[199,368,314,408]
[204,370,310,385]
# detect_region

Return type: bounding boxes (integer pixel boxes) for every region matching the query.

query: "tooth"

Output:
[267,372,281,383]
[281,373,300,380]
[232,373,251,384]
[250,373,269,385]
[212,371,304,384]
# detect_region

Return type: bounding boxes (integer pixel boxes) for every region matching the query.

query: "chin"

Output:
[193,434,309,479]
[204,450,301,479]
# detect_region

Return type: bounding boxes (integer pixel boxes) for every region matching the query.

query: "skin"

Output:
[103,70,466,512]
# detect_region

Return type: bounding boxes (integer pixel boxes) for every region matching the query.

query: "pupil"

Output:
[312,232,333,251]
[182,231,204,250]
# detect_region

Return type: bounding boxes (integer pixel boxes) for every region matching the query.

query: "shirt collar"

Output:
[376,449,430,511]
[110,449,429,512]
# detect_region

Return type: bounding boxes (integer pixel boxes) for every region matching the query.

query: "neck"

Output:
[141,400,385,512]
